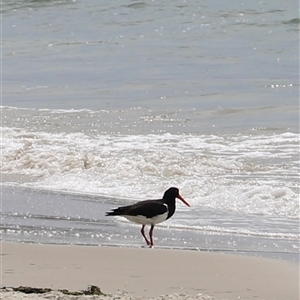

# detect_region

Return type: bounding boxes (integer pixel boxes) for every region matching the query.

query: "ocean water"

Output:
[1,1,299,259]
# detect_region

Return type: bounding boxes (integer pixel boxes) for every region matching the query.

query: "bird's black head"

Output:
[163,187,180,199]
[163,187,190,206]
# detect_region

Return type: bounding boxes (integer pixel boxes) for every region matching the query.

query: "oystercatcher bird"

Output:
[105,187,190,246]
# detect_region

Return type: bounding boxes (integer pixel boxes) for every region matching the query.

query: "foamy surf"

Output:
[1,124,298,218]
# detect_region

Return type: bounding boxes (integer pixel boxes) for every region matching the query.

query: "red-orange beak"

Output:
[177,194,190,207]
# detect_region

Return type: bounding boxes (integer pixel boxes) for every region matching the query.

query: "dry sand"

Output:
[1,242,299,300]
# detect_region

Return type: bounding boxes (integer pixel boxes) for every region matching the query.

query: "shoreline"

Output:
[2,184,299,263]
[1,242,299,300]
[2,239,299,263]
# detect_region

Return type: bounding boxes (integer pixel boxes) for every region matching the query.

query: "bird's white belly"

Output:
[124,212,168,225]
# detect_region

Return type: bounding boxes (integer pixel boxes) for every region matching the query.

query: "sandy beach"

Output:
[1,242,299,300]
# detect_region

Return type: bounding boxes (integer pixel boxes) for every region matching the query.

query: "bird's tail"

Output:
[105,207,126,216]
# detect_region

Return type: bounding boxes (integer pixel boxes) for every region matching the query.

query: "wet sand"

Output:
[1,242,299,299]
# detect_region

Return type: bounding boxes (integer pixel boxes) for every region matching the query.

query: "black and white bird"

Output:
[105,187,190,246]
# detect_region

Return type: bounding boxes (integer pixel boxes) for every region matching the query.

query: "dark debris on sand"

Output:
[1,285,108,296]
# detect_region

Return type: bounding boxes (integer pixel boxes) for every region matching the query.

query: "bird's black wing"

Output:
[106,199,167,218]
[127,200,168,218]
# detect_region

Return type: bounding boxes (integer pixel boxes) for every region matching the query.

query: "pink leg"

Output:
[149,225,155,246]
[141,225,151,246]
